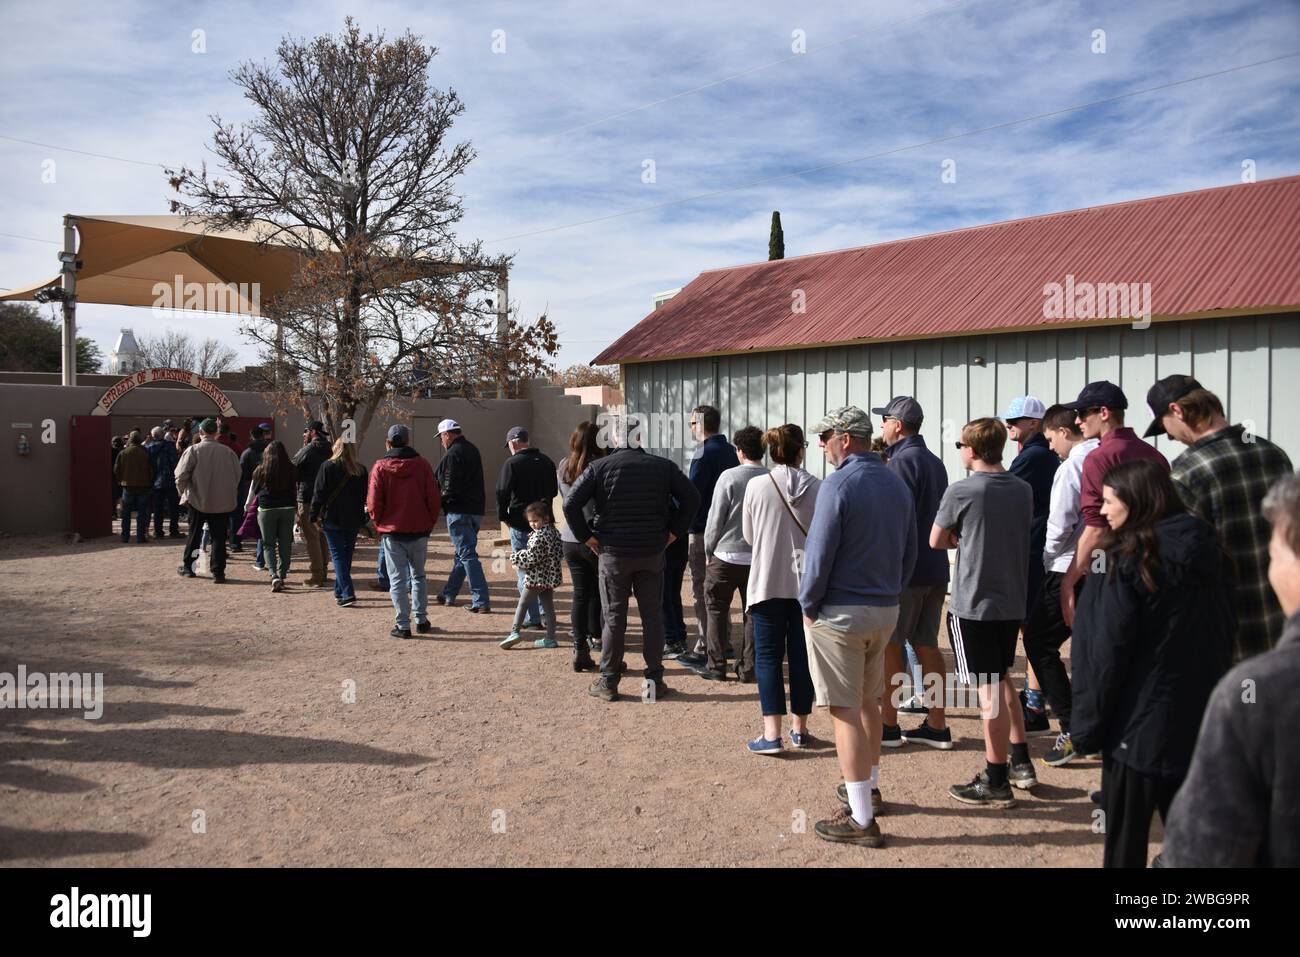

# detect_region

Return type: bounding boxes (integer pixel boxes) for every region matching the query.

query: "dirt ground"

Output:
[0,523,1122,867]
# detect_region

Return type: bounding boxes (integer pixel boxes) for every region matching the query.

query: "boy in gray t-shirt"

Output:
[935,473,1031,621]
[930,418,1034,809]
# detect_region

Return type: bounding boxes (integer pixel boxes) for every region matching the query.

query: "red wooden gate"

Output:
[70,414,112,539]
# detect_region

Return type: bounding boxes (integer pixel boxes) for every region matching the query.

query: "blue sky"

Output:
[1,0,1298,370]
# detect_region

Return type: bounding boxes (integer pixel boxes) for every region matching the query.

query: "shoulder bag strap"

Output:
[769,472,808,538]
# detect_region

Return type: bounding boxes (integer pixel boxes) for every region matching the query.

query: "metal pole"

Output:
[496,268,508,399]
[60,216,77,386]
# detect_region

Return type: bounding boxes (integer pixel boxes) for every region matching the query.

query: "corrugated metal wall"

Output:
[621,313,1300,481]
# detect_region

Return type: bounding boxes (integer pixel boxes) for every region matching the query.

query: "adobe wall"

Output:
[0,381,603,536]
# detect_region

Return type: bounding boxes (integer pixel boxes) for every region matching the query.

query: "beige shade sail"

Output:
[1,214,483,312]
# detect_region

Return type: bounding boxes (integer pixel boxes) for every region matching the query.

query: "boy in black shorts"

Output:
[930,417,1036,807]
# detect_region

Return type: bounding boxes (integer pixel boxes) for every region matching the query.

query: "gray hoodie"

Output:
[742,464,821,608]
[704,463,770,560]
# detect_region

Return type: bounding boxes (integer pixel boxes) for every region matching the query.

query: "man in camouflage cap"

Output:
[799,404,918,848]
[808,406,874,446]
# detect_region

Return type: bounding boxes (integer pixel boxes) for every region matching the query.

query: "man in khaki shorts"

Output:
[799,407,918,847]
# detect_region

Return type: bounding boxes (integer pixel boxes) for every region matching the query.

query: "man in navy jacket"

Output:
[677,405,737,668]
[1002,395,1060,734]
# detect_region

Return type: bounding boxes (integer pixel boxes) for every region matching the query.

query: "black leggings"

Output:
[563,541,602,641]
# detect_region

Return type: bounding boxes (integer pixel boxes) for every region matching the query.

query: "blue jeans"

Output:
[120,490,149,541]
[323,525,359,601]
[442,513,490,608]
[383,535,429,630]
[751,597,814,717]
[376,546,389,587]
[509,526,541,624]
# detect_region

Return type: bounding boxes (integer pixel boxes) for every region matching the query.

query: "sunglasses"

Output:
[954,441,968,450]
[819,430,834,444]
[1077,407,1103,418]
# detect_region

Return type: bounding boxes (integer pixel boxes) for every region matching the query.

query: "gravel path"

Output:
[0,526,1117,867]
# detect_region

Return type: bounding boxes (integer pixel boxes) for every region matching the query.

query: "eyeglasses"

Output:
[689,420,698,427]
[1078,407,1103,419]
[881,415,895,423]
[819,430,834,444]
[954,441,968,450]
[801,441,809,448]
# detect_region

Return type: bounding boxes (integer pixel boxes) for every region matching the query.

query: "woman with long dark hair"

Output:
[1072,457,1235,867]
[250,440,298,591]
[311,438,369,607]
[558,420,608,671]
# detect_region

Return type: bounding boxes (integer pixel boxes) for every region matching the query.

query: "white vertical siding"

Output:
[619,313,1300,482]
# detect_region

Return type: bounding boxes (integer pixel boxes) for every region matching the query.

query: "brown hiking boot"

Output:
[814,805,885,847]
[587,677,617,702]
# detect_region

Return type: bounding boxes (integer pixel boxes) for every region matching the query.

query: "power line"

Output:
[0,231,60,245]
[484,51,1300,244]
[0,134,172,168]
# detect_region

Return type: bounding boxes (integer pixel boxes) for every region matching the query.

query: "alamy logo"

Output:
[0,665,103,719]
[49,887,151,937]
[152,274,261,316]
[1042,274,1151,329]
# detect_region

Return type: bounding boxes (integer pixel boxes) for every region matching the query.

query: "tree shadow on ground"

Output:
[0,824,151,862]
[0,727,431,772]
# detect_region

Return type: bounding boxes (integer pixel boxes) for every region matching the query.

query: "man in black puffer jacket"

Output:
[564,423,700,702]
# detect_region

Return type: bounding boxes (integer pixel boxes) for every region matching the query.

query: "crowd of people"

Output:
[110,374,1299,865]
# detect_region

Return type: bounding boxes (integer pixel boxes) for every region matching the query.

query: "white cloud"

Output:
[2,0,1297,370]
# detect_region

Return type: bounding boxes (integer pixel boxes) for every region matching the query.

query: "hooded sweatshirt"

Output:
[1071,511,1236,778]
[366,446,441,537]
[742,465,821,608]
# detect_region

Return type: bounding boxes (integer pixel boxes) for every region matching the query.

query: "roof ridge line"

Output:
[696,174,1300,275]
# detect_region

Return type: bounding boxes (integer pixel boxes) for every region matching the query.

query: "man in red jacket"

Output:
[367,424,442,639]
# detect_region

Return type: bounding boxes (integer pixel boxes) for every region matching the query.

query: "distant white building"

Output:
[108,328,146,375]
[652,288,681,310]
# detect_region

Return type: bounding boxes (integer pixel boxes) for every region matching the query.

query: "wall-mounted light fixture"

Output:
[17,433,31,455]
[972,355,987,366]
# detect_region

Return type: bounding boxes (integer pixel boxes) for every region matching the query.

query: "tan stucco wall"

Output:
[0,381,601,535]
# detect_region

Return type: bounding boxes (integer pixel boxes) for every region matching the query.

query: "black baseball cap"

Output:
[1143,374,1203,437]
[1065,381,1127,414]
[306,420,326,434]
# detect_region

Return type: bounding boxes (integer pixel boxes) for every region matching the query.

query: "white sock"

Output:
[845,779,874,827]
[870,765,879,791]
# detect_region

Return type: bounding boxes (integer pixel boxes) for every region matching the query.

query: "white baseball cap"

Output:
[1000,396,1047,422]
[436,418,462,435]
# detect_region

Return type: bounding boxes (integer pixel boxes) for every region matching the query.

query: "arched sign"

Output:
[91,367,238,417]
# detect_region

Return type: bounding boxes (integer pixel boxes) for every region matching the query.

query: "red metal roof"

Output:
[595,175,1300,365]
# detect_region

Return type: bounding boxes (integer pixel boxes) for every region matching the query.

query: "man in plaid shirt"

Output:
[1145,375,1294,662]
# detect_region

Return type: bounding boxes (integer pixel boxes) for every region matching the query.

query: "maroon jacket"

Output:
[367,446,441,535]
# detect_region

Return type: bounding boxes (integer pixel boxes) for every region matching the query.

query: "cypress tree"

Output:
[768,211,784,260]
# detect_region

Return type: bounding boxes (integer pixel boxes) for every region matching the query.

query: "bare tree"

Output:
[137,329,239,378]
[165,19,557,441]
[552,363,619,389]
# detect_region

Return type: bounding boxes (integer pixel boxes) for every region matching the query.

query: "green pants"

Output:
[257,506,296,580]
